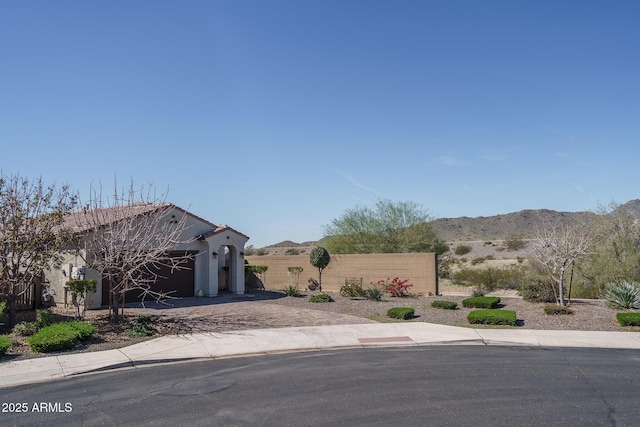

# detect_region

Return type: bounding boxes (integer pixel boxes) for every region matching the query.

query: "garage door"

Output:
[101,255,196,305]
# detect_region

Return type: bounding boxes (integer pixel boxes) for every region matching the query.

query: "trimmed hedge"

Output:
[309,293,334,303]
[617,312,640,327]
[462,296,501,309]
[0,335,11,356]
[431,300,457,310]
[468,309,517,326]
[543,305,574,315]
[387,307,415,320]
[28,321,97,353]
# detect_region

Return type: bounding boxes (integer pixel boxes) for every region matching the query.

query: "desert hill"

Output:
[263,200,640,251]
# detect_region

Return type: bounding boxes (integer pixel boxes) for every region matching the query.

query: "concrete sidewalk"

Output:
[2,322,640,389]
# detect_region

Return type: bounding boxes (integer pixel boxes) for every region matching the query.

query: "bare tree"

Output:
[529,218,599,306]
[0,174,77,328]
[74,181,193,323]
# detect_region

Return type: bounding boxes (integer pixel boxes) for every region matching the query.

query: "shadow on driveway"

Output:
[121,290,286,311]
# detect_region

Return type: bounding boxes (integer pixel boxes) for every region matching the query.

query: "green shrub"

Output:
[468,310,517,326]
[340,283,365,298]
[453,266,526,292]
[462,296,501,309]
[616,313,640,327]
[0,335,11,356]
[36,309,54,328]
[387,307,415,320]
[12,321,39,336]
[28,321,96,353]
[454,244,472,256]
[285,248,300,255]
[126,316,157,337]
[603,282,640,310]
[543,305,574,315]
[364,286,384,301]
[519,277,556,303]
[282,284,300,297]
[309,293,334,303]
[0,300,6,317]
[431,300,457,310]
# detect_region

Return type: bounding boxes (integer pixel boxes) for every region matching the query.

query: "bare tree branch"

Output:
[74,180,194,322]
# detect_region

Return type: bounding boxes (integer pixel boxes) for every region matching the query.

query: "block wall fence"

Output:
[244,253,439,295]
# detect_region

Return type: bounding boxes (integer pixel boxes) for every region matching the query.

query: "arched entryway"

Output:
[202,225,249,296]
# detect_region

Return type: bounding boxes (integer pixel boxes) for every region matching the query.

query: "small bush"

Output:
[617,313,640,327]
[36,309,54,328]
[28,321,96,353]
[543,305,574,315]
[468,310,517,326]
[371,277,413,297]
[282,284,300,297]
[431,300,457,310]
[12,321,39,337]
[285,248,300,255]
[603,282,640,310]
[0,300,6,317]
[471,257,486,266]
[126,316,157,337]
[340,283,365,298]
[309,293,334,303]
[504,235,527,251]
[0,335,11,356]
[462,296,501,309]
[387,307,415,320]
[454,244,472,256]
[519,277,556,303]
[364,286,384,301]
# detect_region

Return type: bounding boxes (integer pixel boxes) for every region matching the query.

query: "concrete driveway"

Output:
[118,292,376,333]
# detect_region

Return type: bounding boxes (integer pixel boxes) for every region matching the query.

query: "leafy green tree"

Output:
[576,203,640,297]
[309,246,330,290]
[323,199,447,255]
[0,174,77,328]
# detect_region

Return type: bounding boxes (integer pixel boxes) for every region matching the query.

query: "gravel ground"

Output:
[3,288,638,363]
[261,292,637,332]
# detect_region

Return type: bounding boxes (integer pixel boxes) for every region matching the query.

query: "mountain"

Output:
[264,200,640,247]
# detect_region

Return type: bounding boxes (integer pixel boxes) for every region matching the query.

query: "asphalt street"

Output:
[2,345,639,426]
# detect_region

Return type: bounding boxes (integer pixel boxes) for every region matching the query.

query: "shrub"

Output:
[462,296,501,309]
[126,316,157,337]
[431,300,457,310]
[340,283,365,298]
[387,307,415,320]
[454,244,472,256]
[282,284,300,297]
[603,282,640,310]
[616,313,640,327]
[36,309,54,328]
[468,310,517,326]
[471,257,486,266]
[285,248,300,255]
[0,300,6,317]
[0,335,10,356]
[543,305,574,315]
[12,321,39,336]
[28,321,96,353]
[309,293,334,303]
[364,286,384,301]
[519,276,556,303]
[371,277,413,297]
[504,235,527,251]
[452,266,526,293]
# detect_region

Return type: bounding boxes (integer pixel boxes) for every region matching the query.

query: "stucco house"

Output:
[43,203,249,310]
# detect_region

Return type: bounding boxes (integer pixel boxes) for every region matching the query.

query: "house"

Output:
[43,203,249,310]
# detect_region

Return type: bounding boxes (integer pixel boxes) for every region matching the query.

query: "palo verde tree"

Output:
[309,246,330,290]
[323,199,448,255]
[74,180,193,323]
[0,174,77,328]
[529,218,600,306]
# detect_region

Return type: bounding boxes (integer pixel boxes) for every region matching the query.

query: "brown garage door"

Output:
[101,254,196,305]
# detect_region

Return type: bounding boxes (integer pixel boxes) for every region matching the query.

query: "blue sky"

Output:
[2,1,639,247]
